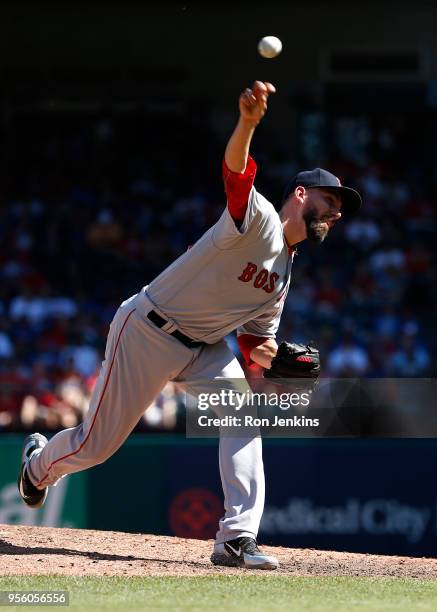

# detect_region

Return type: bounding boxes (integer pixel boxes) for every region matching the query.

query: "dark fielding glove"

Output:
[264,341,320,389]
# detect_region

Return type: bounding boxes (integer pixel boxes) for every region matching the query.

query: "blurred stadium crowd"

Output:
[0,103,435,431]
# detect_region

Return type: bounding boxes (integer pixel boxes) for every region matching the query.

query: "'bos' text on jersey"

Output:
[238,262,279,294]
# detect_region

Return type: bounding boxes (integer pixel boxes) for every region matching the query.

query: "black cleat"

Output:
[17,433,48,508]
[211,536,279,569]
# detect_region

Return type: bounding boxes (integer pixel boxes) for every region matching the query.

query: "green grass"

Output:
[1,576,437,611]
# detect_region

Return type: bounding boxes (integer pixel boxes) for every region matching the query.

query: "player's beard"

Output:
[303,204,330,244]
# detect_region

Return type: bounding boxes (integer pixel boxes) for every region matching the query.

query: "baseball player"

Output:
[18,81,362,570]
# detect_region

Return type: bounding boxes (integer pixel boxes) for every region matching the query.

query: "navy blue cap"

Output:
[283,168,362,216]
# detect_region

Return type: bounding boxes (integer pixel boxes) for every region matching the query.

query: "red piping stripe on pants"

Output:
[36,307,136,487]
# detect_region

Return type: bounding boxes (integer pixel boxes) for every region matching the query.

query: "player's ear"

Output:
[294,186,306,204]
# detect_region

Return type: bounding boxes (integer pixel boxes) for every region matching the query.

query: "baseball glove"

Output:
[264,341,320,389]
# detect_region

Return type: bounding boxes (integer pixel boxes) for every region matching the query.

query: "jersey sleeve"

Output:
[236,284,289,365]
[222,155,257,224]
[213,179,278,250]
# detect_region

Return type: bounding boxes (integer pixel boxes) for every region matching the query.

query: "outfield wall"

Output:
[2,435,437,557]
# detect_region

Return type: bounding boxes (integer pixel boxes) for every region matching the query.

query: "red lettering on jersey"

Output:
[238,261,279,293]
[263,272,279,293]
[239,263,280,294]
[254,269,268,288]
[238,262,257,282]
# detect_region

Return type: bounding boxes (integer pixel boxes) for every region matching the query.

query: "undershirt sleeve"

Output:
[236,284,290,365]
[222,155,257,224]
[237,333,269,366]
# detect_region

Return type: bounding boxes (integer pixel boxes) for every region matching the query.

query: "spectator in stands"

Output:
[0,101,434,431]
[327,333,370,377]
[389,332,430,377]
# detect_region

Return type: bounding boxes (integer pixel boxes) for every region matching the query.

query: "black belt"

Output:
[147,310,204,348]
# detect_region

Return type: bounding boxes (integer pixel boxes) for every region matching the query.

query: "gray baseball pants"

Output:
[27,289,264,543]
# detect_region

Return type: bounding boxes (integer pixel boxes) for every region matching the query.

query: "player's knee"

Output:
[88,449,113,467]
[74,424,116,467]
[76,444,114,468]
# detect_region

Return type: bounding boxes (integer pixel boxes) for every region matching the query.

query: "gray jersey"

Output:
[146,187,295,343]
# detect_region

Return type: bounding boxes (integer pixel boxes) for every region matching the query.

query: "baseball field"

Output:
[2,525,437,610]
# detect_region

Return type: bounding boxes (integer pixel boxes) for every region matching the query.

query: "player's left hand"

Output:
[264,341,320,390]
[239,81,276,125]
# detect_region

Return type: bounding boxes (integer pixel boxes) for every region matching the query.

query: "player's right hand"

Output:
[239,81,276,125]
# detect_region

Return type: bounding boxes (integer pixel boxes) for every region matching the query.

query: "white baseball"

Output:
[258,36,283,59]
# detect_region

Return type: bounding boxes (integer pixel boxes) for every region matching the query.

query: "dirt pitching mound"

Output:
[0,524,436,578]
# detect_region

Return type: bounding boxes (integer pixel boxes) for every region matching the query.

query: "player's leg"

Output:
[177,340,278,569]
[21,293,193,495]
